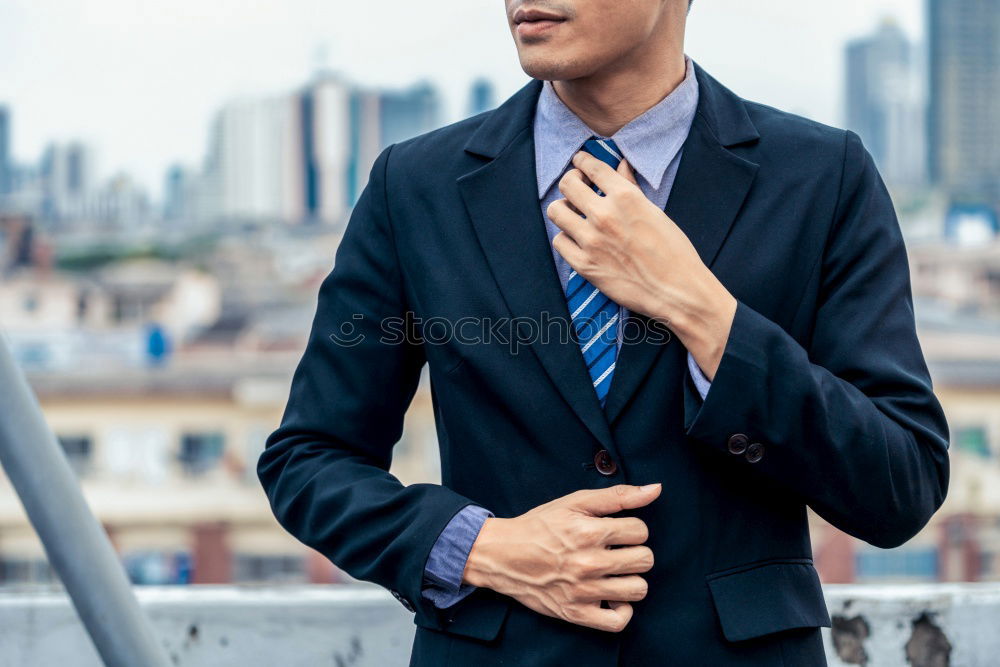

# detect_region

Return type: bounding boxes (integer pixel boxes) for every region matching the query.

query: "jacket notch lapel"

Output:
[457,123,616,453]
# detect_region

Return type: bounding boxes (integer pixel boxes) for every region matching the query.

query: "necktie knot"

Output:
[582,136,623,171]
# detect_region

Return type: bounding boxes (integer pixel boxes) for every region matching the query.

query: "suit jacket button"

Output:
[594,449,618,475]
[745,442,765,463]
[727,433,749,455]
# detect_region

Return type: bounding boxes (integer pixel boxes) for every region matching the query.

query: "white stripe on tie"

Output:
[593,361,616,388]
[595,138,623,161]
[580,313,619,354]
[571,287,601,319]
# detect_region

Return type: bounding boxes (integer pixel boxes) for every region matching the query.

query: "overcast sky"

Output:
[0,0,923,198]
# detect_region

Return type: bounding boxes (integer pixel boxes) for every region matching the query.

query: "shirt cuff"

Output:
[421,504,493,609]
[687,351,712,400]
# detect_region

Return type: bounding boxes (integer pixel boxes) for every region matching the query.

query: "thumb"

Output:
[569,483,662,516]
[618,158,639,186]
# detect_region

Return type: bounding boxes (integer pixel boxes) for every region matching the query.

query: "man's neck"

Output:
[550,51,687,138]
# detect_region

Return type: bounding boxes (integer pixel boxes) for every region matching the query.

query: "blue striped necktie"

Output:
[564,136,624,407]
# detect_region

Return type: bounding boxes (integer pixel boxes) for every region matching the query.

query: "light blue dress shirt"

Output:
[422,56,711,609]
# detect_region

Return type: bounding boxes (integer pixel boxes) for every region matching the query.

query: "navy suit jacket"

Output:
[257,62,950,666]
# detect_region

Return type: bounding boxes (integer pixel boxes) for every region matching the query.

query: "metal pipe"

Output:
[0,334,170,667]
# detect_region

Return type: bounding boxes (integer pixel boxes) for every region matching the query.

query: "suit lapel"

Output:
[603,65,760,424]
[458,81,616,452]
[456,62,762,441]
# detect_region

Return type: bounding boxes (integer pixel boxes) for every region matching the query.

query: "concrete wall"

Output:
[0,583,997,666]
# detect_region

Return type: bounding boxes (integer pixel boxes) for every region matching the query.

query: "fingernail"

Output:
[640,483,661,491]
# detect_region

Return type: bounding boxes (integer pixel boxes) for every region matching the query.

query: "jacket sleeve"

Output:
[682,130,950,549]
[257,143,480,626]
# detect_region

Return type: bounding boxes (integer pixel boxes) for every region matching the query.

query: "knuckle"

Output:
[590,208,611,228]
[618,184,639,203]
[571,552,600,577]
[563,604,586,624]
[571,517,598,541]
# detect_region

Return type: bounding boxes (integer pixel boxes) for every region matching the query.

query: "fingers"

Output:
[545,198,593,244]
[601,545,655,575]
[618,158,639,186]
[576,574,649,603]
[571,600,634,633]
[558,166,603,213]
[571,150,628,197]
[600,517,650,547]
[551,230,586,269]
[568,483,662,516]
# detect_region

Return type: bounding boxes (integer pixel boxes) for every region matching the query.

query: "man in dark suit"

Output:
[257,0,950,664]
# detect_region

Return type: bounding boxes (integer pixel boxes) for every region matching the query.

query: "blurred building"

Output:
[845,20,926,188]
[299,73,352,225]
[0,363,441,586]
[162,164,203,224]
[345,80,442,207]
[0,222,443,586]
[201,94,304,224]
[910,241,1000,316]
[378,81,441,150]
[40,142,96,224]
[347,88,384,208]
[199,73,375,226]
[0,106,10,198]
[927,0,1000,204]
[468,77,497,116]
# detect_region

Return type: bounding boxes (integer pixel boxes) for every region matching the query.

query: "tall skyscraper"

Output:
[40,141,95,222]
[201,94,303,223]
[468,78,497,117]
[299,74,352,225]
[347,88,383,208]
[345,81,443,208]
[845,20,926,188]
[928,0,1000,202]
[379,81,442,149]
[163,164,202,223]
[0,106,11,197]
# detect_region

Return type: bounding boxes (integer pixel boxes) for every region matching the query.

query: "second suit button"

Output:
[594,449,618,476]
[745,442,765,463]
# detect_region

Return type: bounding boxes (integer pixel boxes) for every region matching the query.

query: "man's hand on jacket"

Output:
[462,483,662,633]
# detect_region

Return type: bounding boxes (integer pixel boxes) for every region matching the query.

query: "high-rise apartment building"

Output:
[928,0,1000,202]
[845,20,926,188]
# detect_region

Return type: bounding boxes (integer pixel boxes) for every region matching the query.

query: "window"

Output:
[178,432,225,477]
[0,558,55,585]
[123,551,192,585]
[57,435,93,477]
[233,554,306,583]
[856,546,938,581]
[954,425,990,458]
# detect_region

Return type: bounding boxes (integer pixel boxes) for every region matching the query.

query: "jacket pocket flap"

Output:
[706,559,831,642]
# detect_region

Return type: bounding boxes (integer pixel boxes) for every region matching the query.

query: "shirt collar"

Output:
[534,55,699,198]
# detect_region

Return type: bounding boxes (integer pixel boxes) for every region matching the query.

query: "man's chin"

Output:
[518,56,591,83]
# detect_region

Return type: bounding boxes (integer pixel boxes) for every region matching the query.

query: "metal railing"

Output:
[0,333,170,667]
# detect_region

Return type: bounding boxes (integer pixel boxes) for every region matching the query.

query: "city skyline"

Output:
[1,0,923,199]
